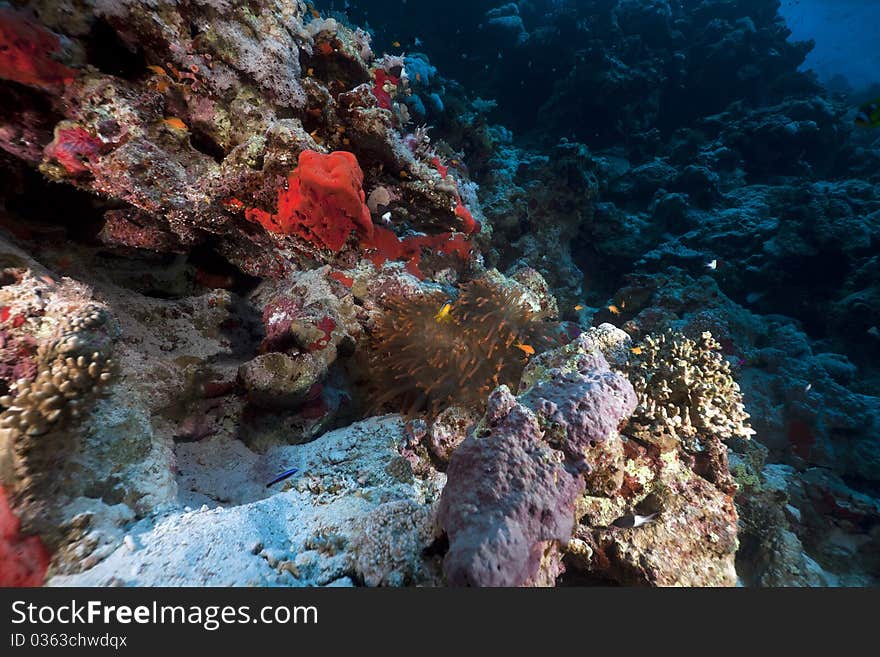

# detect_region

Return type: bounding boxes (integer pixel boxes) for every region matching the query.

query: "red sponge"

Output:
[0,6,76,91]
[246,150,373,252]
[0,485,49,587]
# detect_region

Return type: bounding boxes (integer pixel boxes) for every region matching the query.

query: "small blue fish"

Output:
[266,467,299,488]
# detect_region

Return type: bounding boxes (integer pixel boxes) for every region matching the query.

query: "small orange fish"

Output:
[307,67,315,76]
[146,65,166,76]
[575,304,584,311]
[608,304,621,315]
[434,302,453,323]
[515,343,535,356]
[163,117,187,131]
[630,346,642,355]
[415,73,422,82]
[392,41,401,48]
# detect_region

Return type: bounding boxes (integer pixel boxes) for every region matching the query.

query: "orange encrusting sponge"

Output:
[245,150,374,252]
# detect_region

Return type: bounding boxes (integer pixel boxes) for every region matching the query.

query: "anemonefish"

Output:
[434,302,453,323]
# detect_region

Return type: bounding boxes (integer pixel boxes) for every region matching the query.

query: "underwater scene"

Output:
[0,0,878,588]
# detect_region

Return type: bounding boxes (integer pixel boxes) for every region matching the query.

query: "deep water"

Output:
[780,0,880,91]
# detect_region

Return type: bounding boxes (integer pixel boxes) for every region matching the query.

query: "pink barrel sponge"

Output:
[246,150,373,252]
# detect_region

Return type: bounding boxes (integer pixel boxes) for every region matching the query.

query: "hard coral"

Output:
[0,300,117,541]
[0,304,114,438]
[369,278,563,417]
[626,331,755,451]
[245,150,373,252]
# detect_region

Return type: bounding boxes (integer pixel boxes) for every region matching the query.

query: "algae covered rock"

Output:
[239,352,325,410]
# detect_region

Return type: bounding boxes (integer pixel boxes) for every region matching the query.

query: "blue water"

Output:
[780,0,880,90]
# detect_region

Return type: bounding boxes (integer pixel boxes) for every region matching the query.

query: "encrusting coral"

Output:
[2,0,869,588]
[368,277,563,417]
[625,331,755,451]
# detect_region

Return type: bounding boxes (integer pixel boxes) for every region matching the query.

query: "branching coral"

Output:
[0,300,116,539]
[625,331,754,452]
[369,278,563,417]
[0,304,114,438]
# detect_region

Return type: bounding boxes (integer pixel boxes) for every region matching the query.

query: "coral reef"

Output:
[368,276,563,416]
[0,0,876,588]
[438,326,741,586]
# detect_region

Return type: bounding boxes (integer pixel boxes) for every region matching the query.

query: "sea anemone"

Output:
[368,278,563,417]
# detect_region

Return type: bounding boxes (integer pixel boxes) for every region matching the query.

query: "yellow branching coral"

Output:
[625,331,754,452]
[369,278,563,417]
